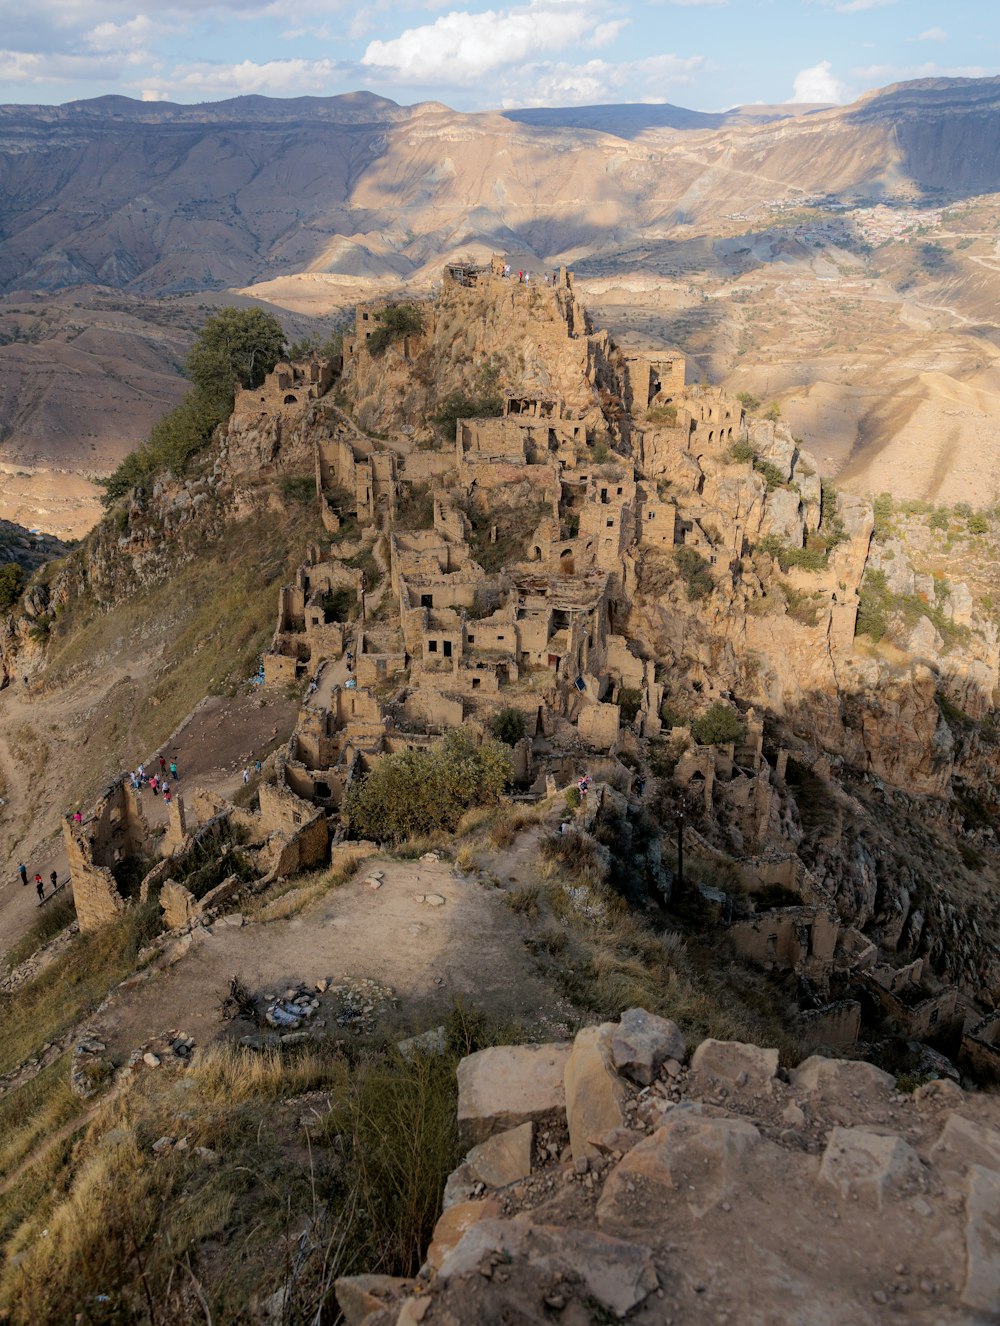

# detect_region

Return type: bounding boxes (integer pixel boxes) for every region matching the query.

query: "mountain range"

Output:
[2,75,1000,529]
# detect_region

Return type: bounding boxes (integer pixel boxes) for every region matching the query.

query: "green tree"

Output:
[691,702,745,746]
[101,308,286,506]
[185,307,286,402]
[490,707,525,747]
[675,547,714,601]
[367,304,424,358]
[342,730,511,843]
[0,562,24,612]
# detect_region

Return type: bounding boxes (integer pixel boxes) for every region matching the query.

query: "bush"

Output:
[322,586,356,623]
[617,687,643,723]
[872,492,894,542]
[280,475,315,505]
[103,308,286,505]
[856,567,889,642]
[367,304,424,357]
[342,730,512,843]
[691,701,744,746]
[753,458,787,491]
[968,511,990,535]
[764,401,781,421]
[431,389,503,438]
[675,547,714,601]
[0,562,24,612]
[736,392,761,412]
[728,439,754,463]
[490,707,525,747]
[929,508,950,531]
[564,786,582,810]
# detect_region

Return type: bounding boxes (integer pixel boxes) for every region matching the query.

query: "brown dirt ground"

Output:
[92,856,577,1061]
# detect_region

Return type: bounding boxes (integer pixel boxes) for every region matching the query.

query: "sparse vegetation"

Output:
[490,706,526,747]
[366,303,424,357]
[0,562,24,611]
[675,546,714,600]
[343,730,512,843]
[691,701,744,746]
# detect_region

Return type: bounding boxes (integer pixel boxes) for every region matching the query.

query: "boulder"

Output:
[598,1112,762,1226]
[456,1042,570,1147]
[791,1056,894,1098]
[427,1199,499,1272]
[689,1039,778,1090]
[437,1219,658,1317]
[930,1113,1000,1173]
[334,1275,414,1326]
[565,1024,627,1159]
[465,1121,533,1188]
[611,1008,686,1086]
[818,1128,923,1208]
[961,1164,1000,1314]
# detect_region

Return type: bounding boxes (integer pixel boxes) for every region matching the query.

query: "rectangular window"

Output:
[472,677,481,689]
[467,634,475,644]
[428,640,438,653]
[606,519,614,528]
[443,640,453,658]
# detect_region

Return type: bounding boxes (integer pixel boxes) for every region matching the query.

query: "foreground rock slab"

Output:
[457,1043,570,1147]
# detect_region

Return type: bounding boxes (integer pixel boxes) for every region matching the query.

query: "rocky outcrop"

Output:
[340,1015,1000,1325]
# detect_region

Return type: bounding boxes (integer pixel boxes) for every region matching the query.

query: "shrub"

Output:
[736,392,761,412]
[729,439,754,463]
[764,401,781,421]
[564,786,582,810]
[753,458,787,491]
[691,701,744,746]
[968,511,990,535]
[0,562,24,612]
[856,567,889,642]
[490,707,525,747]
[431,390,503,438]
[322,586,356,623]
[342,730,512,843]
[675,547,714,601]
[617,687,643,723]
[367,304,423,357]
[872,492,894,542]
[280,475,315,505]
[929,508,950,531]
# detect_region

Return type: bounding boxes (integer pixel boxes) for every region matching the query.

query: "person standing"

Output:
[169,760,178,781]
[50,870,58,892]
[158,755,167,775]
[243,767,250,785]
[18,863,27,887]
[35,874,44,900]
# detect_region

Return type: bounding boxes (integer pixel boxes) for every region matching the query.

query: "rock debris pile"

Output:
[336,1010,1000,1325]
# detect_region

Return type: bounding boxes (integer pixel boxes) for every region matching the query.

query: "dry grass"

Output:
[249,845,374,922]
[3,893,76,972]
[0,1004,519,1325]
[0,898,162,1079]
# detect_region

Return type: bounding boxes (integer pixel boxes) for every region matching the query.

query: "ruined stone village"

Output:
[53,259,1000,1090]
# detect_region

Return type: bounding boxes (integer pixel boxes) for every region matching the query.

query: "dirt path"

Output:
[0,684,299,964]
[92,854,575,1061]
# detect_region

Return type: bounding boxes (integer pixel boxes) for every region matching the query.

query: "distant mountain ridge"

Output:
[1,77,999,296]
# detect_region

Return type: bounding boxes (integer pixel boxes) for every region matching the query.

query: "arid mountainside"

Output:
[4,77,1000,519]
[3,274,1000,1323]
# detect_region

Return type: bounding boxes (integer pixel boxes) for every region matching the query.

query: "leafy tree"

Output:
[342,730,511,843]
[185,307,286,402]
[367,304,424,358]
[0,562,24,611]
[101,308,286,506]
[736,391,761,412]
[675,547,714,601]
[432,390,503,439]
[691,702,745,746]
[490,707,525,747]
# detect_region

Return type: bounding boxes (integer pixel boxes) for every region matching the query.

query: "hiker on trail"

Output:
[18,863,27,887]
[169,760,178,780]
[150,775,159,796]
[73,810,82,824]
[131,771,140,790]
[50,870,57,892]
[159,755,166,774]
[243,767,250,785]
[35,874,43,900]
[137,763,145,784]
[255,760,262,774]
[163,786,172,806]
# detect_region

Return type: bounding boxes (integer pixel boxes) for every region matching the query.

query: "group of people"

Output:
[128,755,180,805]
[17,863,58,902]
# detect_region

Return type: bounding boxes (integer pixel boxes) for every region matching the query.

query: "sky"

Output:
[0,0,997,113]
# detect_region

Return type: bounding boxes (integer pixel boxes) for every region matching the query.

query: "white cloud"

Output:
[86,15,163,52]
[914,27,948,43]
[361,1,623,86]
[171,56,346,96]
[820,0,896,11]
[852,60,996,85]
[141,87,168,100]
[499,51,708,106]
[788,60,848,103]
